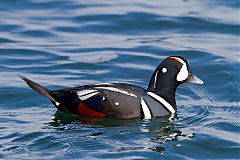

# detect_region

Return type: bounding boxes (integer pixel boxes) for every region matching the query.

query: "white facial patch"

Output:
[162,68,167,73]
[171,57,189,82]
[177,63,188,81]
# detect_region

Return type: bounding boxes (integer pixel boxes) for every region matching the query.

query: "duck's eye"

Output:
[175,65,180,70]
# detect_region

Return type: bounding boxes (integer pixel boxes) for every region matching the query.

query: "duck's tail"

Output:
[19,75,56,102]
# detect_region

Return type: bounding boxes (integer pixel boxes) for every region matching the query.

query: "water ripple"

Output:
[0,0,239,159]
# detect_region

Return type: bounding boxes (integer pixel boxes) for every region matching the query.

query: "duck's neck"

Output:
[147,71,178,110]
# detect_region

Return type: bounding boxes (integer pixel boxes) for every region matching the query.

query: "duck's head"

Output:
[147,56,203,107]
[166,56,203,84]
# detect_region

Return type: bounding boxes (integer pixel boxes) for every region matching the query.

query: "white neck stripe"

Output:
[147,92,176,114]
[140,98,152,119]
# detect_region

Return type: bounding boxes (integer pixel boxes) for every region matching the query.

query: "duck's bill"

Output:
[186,74,204,84]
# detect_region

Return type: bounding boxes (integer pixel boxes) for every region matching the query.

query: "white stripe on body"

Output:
[94,86,137,97]
[140,98,152,119]
[77,90,99,100]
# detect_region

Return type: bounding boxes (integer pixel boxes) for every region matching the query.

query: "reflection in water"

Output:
[45,111,195,154]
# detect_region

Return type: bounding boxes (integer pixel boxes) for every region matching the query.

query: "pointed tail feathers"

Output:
[19,75,56,102]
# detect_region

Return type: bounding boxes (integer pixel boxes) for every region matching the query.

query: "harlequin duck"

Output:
[19,56,203,119]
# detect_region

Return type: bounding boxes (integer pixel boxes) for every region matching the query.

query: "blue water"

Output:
[0,0,239,159]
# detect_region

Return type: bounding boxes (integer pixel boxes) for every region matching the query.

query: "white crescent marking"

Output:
[171,57,189,82]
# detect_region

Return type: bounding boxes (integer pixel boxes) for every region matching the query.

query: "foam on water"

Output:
[68,51,118,63]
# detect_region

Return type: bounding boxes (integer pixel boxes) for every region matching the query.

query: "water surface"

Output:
[0,0,239,159]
